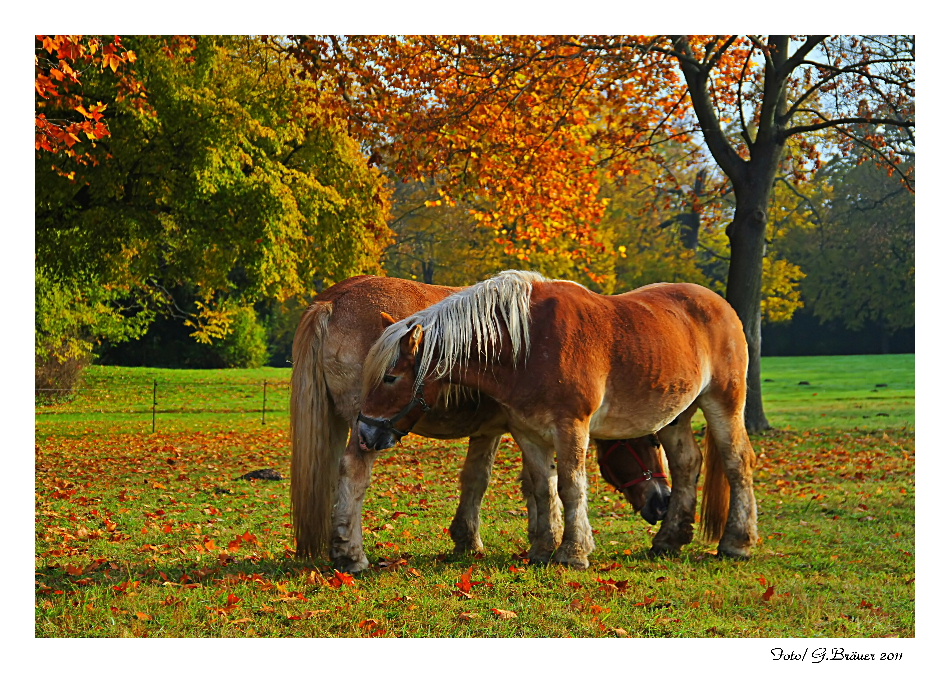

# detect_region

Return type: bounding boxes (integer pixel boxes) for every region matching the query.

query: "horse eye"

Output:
[383,374,397,384]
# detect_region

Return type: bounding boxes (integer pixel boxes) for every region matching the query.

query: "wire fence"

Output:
[35,379,291,432]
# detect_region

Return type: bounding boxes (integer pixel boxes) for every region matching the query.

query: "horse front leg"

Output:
[449,434,502,554]
[511,432,562,565]
[552,422,595,570]
[330,432,377,573]
[653,408,702,556]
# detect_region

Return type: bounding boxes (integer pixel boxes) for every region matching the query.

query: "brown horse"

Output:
[359,270,758,569]
[291,275,670,572]
[594,436,670,524]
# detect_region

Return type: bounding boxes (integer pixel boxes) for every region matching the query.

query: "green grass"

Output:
[760,354,914,431]
[35,355,915,638]
[36,366,292,438]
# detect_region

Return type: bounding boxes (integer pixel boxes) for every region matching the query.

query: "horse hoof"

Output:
[552,551,589,570]
[332,556,370,573]
[451,540,484,556]
[717,546,752,560]
[648,544,682,558]
[554,558,589,570]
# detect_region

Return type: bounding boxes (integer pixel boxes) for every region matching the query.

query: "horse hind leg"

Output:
[652,407,702,556]
[700,397,759,559]
[449,434,502,554]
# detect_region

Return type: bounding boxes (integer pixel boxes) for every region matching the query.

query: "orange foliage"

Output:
[35,35,145,168]
[286,36,692,279]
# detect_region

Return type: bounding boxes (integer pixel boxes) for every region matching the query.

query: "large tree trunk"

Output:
[725,192,771,433]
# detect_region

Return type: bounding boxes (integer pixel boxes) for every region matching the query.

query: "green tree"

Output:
[36,36,392,375]
[784,157,914,352]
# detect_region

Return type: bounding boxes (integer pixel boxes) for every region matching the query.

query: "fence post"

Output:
[152,380,158,433]
[262,380,267,425]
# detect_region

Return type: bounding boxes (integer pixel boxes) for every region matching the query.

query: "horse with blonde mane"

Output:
[291,275,671,572]
[359,270,758,569]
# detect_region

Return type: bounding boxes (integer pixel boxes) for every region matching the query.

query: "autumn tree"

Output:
[36,36,392,378]
[286,34,914,432]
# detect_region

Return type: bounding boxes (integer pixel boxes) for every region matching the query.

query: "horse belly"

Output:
[589,384,699,439]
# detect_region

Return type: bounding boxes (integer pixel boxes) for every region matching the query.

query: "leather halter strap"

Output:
[598,437,666,490]
[357,379,432,448]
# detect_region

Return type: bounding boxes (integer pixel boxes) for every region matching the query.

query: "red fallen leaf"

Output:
[135,612,152,621]
[162,524,173,534]
[359,619,381,630]
[241,531,259,545]
[328,571,355,588]
[635,597,656,607]
[491,608,517,620]
[567,581,583,589]
[762,586,776,601]
[596,578,629,593]
[756,576,769,586]
[65,563,84,576]
[456,566,476,593]
[226,593,241,606]
[597,562,622,571]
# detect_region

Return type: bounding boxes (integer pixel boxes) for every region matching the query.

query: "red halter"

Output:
[598,439,667,490]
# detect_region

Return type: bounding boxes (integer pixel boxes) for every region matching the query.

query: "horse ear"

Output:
[380,311,396,328]
[406,324,424,356]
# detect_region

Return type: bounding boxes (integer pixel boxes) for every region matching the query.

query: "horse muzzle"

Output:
[639,486,671,525]
[356,416,400,452]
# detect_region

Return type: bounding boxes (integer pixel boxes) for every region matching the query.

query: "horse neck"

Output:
[428,327,520,401]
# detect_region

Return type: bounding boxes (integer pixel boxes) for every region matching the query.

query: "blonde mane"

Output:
[363,270,546,394]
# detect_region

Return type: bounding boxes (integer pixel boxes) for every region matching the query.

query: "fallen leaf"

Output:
[491,608,517,620]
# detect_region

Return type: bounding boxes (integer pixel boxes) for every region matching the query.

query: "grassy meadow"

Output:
[34,354,915,639]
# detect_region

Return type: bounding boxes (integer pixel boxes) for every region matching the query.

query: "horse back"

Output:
[522,281,746,433]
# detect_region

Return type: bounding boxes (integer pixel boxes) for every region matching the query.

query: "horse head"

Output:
[595,436,671,525]
[357,321,444,452]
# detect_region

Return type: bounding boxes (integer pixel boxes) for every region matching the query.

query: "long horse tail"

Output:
[290,301,341,559]
[699,426,731,543]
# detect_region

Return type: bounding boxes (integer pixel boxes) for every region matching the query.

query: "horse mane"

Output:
[363,270,546,393]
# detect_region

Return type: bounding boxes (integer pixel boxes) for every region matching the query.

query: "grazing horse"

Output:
[291,275,670,572]
[594,436,670,525]
[359,270,758,569]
